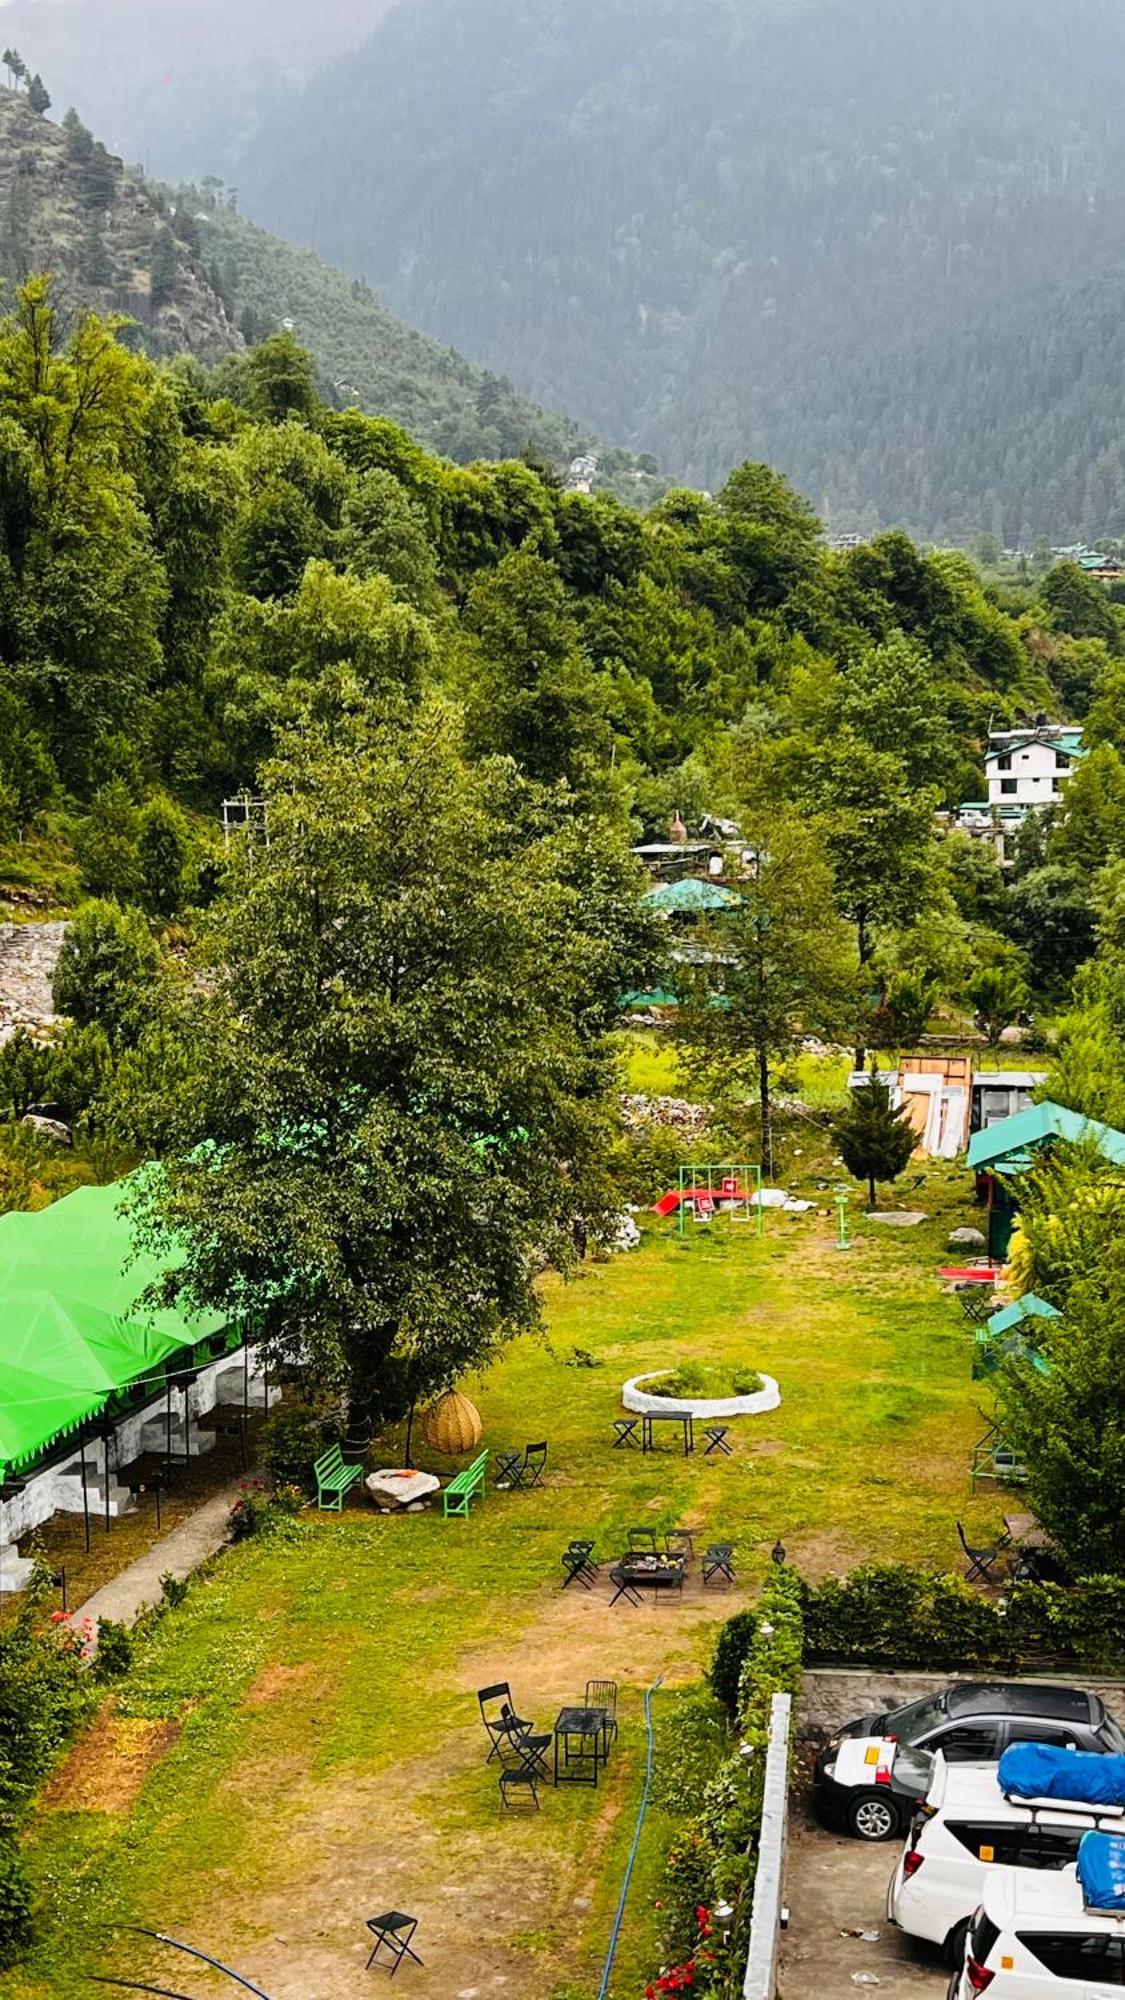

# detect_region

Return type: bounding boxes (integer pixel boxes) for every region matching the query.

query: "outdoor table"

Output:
[553,1704,610,1786]
[641,1410,694,1455]
[608,1551,686,1605]
[1003,1512,1053,1551]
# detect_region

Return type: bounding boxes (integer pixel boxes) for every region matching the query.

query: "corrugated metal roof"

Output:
[967,1099,1125,1172]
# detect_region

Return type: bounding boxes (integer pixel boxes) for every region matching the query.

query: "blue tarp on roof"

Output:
[1000,1744,1125,1807]
[1078,1832,1125,1911]
[967,1100,1125,1174]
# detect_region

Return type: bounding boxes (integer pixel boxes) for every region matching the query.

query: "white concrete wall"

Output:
[986,739,1075,810]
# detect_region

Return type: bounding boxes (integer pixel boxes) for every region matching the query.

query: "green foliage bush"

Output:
[92,1619,134,1682]
[259,1400,340,1493]
[797,1564,1125,1671]
[650,1362,763,1400]
[52,901,161,1049]
[0,1839,33,1969]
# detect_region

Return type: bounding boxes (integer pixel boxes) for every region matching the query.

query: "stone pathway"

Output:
[67,1481,242,1639]
[0,919,67,1040]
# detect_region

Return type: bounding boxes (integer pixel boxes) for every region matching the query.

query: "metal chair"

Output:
[957,1520,1008,1586]
[585,1679,619,1743]
[627,1527,657,1552]
[520,1442,548,1489]
[500,1766,541,1811]
[478,1682,531,1762]
[702,1425,732,1456]
[702,1542,735,1587]
[561,1540,599,1590]
[612,1418,639,1448]
[665,1528,695,1565]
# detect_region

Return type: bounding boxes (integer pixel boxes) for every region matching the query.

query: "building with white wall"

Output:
[954,722,1085,858]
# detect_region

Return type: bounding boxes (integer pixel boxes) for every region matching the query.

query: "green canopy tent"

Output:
[0,1177,235,1492]
[643,877,741,914]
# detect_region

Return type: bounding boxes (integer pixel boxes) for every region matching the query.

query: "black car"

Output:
[813,1680,1125,1841]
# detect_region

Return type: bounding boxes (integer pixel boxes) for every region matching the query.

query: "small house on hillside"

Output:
[955,721,1085,860]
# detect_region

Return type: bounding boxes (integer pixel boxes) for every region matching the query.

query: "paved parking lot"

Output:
[779,1796,947,1999]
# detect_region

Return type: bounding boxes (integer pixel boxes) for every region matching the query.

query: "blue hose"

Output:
[596,1672,665,2000]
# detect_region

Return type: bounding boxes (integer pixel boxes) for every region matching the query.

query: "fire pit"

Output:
[365,1468,441,1513]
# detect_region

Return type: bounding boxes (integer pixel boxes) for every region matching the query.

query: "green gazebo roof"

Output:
[643,877,741,913]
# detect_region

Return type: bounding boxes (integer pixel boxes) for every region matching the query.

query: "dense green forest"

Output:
[236,0,1125,542]
[3,273,1125,1072]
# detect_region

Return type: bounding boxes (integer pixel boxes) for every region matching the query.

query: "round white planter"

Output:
[622,1369,781,1419]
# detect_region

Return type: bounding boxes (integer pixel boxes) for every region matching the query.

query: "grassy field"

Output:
[5,1174,997,2000]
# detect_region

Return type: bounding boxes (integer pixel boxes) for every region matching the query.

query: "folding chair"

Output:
[478,1682,531,1762]
[665,1529,695,1566]
[561,1540,599,1589]
[612,1418,639,1448]
[365,1911,423,1976]
[627,1526,657,1552]
[957,1520,1007,1586]
[703,1425,732,1456]
[608,1564,641,1606]
[500,1767,540,1811]
[702,1542,735,1587]
[520,1442,548,1489]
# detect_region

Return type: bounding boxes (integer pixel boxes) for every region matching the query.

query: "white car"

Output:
[947,1864,1125,1998]
[889,1754,1124,1966]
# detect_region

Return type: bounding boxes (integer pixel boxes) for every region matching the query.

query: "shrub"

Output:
[648,1363,764,1401]
[260,1399,340,1493]
[92,1619,133,1682]
[797,1564,1125,1671]
[159,1573,189,1609]
[710,1609,758,1720]
[0,1839,33,1969]
[52,900,160,1048]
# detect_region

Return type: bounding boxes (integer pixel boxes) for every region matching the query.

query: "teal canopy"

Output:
[967,1100,1125,1174]
[0,1177,232,1479]
[985,1292,1062,1339]
[643,877,741,913]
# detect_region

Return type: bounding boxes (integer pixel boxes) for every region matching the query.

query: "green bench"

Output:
[314,1443,363,1511]
[442,1448,489,1519]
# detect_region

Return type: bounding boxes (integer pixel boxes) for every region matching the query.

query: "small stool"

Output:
[500,1767,540,1810]
[703,1425,732,1456]
[365,1911,423,1977]
[612,1418,639,1449]
[495,1450,522,1489]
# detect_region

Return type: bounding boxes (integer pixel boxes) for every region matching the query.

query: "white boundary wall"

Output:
[743,1691,792,2000]
[622,1369,781,1419]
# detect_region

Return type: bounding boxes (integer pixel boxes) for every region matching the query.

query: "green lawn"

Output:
[6,1178,995,2000]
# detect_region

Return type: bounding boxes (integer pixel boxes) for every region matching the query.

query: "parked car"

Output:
[814,1683,1125,1841]
[947,1863,1125,1997]
[888,1753,1125,1965]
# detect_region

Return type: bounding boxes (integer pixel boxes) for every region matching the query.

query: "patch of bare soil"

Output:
[244,1663,317,1708]
[43,1709,180,1814]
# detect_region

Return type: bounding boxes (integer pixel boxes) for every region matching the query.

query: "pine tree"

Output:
[831,1065,916,1209]
[26,74,50,115]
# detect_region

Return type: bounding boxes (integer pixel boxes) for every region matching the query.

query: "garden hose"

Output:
[596,1670,665,2000]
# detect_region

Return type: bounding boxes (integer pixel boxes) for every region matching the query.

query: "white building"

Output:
[954,721,1085,858]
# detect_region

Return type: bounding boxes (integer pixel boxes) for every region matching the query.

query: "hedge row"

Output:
[801,1566,1125,1673]
[710,1567,1125,1717]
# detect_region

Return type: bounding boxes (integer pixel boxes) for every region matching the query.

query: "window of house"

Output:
[1000,779,1018,795]
[996,753,1012,770]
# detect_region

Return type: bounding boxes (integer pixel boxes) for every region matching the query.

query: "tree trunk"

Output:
[403,1398,416,1469]
[855,910,871,1067]
[868,1173,877,1209]
[758,1041,773,1181]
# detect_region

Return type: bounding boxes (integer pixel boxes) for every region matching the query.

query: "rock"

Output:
[868,1211,927,1227]
[619,1092,710,1134]
[21,1113,71,1146]
[0,920,67,1041]
[365,1467,441,1511]
[949,1226,986,1248]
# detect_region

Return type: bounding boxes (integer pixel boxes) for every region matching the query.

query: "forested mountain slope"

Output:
[0,89,656,483]
[0,88,238,361]
[236,0,1125,540]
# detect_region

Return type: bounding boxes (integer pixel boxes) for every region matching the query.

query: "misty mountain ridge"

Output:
[230,0,1125,541]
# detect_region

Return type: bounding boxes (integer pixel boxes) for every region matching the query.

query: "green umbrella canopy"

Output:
[643,877,741,914]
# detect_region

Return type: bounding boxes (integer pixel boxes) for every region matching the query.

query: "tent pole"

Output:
[243,1338,249,1420]
[165,1378,173,1479]
[80,1429,90,1554]
[184,1379,191,1464]
[103,1429,111,1534]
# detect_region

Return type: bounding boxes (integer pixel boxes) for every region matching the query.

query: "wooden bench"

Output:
[314,1444,363,1511]
[442,1448,489,1519]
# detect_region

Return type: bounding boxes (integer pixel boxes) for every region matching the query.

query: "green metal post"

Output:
[834,1187,851,1252]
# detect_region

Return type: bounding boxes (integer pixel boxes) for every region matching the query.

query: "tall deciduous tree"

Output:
[676,815,853,1174]
[129,686,646,1442]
